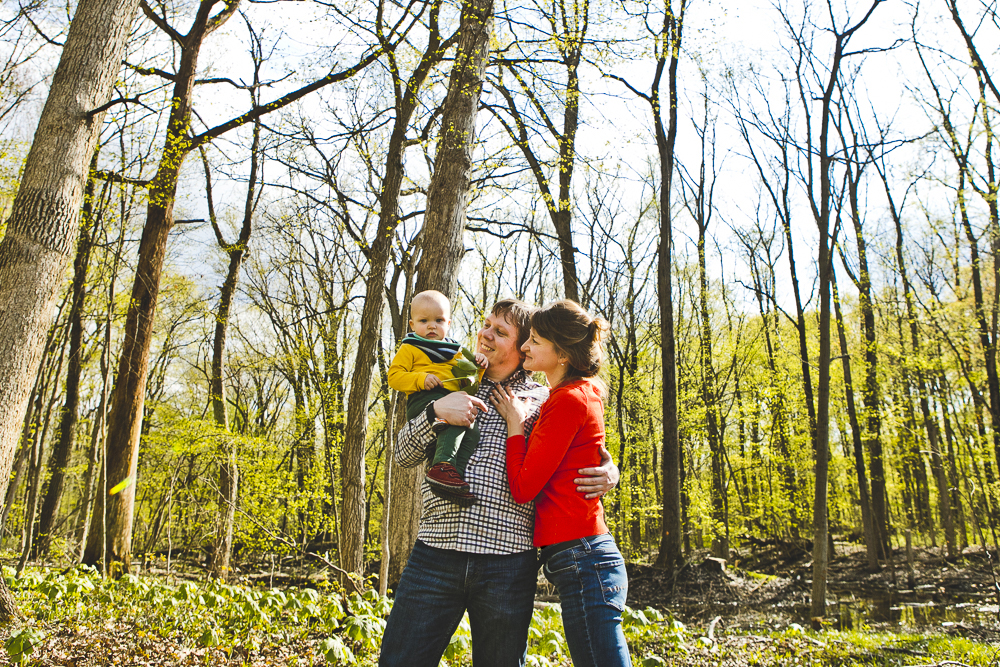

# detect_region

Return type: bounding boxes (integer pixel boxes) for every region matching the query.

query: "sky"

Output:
[1,0,989,328]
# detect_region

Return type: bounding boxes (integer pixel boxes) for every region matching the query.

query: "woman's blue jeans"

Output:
[379,540,537,667]
[542,533,632,667]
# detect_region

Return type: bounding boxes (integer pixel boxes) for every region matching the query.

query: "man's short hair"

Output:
[491,298,534,351]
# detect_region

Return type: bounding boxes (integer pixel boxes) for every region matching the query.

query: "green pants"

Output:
[406,387,480,476]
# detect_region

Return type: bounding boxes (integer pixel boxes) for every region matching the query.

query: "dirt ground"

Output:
[619,541,1000,637]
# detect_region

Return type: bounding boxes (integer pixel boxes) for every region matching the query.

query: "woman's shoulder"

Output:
[549,378,602,404]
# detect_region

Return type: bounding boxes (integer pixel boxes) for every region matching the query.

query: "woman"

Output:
[490,299,631,667]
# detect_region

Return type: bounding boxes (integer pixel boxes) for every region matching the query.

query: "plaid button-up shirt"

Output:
[396,371,549,554]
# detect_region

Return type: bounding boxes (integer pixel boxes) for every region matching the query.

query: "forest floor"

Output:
[1,544,998,665]
[623,540,1000,638]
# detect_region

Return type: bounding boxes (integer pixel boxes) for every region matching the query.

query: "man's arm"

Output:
[395,390,490,467]
[396,412,436,468]
[574,445,620,499]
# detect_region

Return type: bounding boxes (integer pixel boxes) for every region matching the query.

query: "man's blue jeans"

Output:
[542,533,632,667]
[379,540,537,667]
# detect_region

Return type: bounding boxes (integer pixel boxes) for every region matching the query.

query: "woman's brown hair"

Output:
[530,300,610,386]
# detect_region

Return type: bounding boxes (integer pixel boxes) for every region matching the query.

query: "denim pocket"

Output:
[543,550,577,576]
[595,558,627,611]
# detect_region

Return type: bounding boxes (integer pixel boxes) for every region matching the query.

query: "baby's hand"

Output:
[475,352,489,369]
[424,374,442,390]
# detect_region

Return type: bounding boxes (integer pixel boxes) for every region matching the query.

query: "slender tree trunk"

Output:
[204,118,261,579]
[83,0,240,574]
[649,0,686,574]
[832,272,878,571]
[340,0,449,586]
[695,187,726,560]
[19,329,68,570]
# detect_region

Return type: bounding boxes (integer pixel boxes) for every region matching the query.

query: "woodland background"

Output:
[0,0,998,625]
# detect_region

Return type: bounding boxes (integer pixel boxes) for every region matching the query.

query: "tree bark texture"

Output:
[0,0,139,509]
[413,0,494,298]
[35,164,100,558]
[0,0,141,619]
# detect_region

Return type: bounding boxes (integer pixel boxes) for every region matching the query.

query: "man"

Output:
[379,298,619,667]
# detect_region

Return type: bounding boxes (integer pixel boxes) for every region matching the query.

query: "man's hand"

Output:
[424,374,442,390]
[432,390,489,427]
[574,445,620,499]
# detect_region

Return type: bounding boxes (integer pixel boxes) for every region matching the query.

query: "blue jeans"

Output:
[379,540,537,667]
[542,533,632,667]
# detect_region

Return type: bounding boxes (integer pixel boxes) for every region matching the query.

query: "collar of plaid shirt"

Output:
[414,372,550,554]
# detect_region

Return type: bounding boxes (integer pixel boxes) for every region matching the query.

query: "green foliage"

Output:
[5,568,998,666]
[5,567,390,664]
[4,627,45,665]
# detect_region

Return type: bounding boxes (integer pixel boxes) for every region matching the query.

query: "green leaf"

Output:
[319,637,355,664]
[453,359,478,375]
[198,626,222,647]
[5,628,45,664]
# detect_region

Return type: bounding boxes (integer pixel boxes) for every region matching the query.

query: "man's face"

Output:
[478,311,523,380]
[409,299,451,340]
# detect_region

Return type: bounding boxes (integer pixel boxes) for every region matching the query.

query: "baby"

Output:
[388,290,487,506]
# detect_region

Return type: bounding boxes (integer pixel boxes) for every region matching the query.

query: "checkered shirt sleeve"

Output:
[395,373,549,554]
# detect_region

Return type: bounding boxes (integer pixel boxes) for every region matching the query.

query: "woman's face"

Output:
[521,328,565,375]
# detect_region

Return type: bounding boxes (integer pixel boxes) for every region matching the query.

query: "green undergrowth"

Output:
[0,566,996,665]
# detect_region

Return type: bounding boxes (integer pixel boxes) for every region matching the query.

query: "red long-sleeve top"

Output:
[506,378,609,546]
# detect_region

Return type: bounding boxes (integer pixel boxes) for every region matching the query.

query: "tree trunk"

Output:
[694,172,726,560]
[412,0,493,298]
[204,117,261,579]
[35,160,101,558]
[340,2,449,585]
[0,0,140,621]
[83,0,240,574]
[832,272,879,571]
[380,0,493,585]
[806,2,885,625]
[651,0,686,574]
[19,330,68,570]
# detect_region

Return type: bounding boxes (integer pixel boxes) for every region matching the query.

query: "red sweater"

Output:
[506,379,609,546]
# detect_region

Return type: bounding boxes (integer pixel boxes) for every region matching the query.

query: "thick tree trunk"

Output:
[35,163,100,557]
[412,0,493,298]
[380,0,491,585]
[0,0,140,623]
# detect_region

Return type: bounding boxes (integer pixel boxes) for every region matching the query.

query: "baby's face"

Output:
[410,299,451,340]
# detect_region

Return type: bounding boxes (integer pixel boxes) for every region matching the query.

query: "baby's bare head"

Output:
[409,290,451,340]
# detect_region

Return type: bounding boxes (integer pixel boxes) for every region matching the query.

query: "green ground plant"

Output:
[1,567,996,666]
